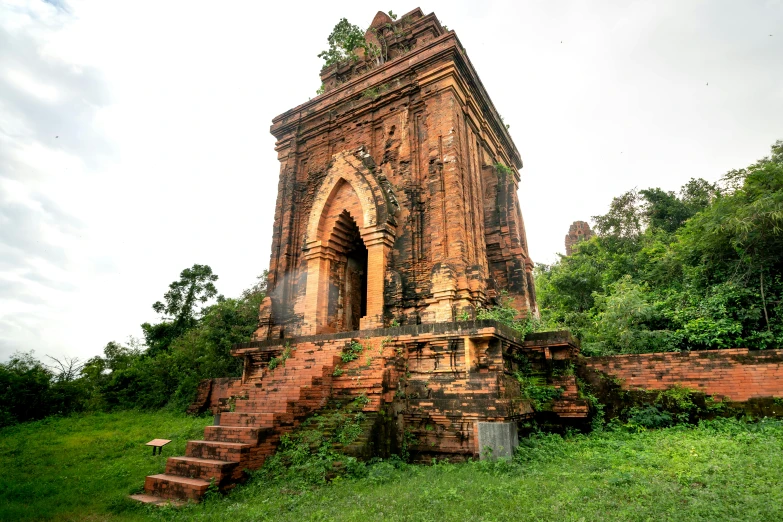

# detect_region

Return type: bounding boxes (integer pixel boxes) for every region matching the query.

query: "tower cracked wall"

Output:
[255,8,537,340]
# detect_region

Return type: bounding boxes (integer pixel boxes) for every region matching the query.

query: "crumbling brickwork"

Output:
[256,8,537,341]
[136,321,586,504]
[186,378,242,415]
[565,220,593,256]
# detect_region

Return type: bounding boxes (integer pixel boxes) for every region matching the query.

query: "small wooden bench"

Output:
[146,438,171,456]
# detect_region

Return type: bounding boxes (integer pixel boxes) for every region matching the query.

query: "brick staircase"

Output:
[551,375,590,418]
[131,343,342,504]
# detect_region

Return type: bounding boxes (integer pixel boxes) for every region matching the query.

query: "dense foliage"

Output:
[536,141,783,355]
[0,352,88,426]
[0,266,265,427]
[316,11,400,69]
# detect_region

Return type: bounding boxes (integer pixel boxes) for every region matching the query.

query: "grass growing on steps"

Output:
[2,411,783,521]
[0,410,211,521]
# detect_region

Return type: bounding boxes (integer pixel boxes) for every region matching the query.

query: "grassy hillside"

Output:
[0,411,210,521]
[2,411,782,521]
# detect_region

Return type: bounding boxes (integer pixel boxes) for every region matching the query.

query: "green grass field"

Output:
[2,411,782,521]
[0,411,211,521]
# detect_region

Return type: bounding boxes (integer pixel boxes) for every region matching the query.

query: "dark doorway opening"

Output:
[334,211,367,331]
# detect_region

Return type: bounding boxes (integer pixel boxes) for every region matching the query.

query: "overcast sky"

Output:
[1,0,782,363]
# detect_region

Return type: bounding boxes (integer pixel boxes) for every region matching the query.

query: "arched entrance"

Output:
[301,149,396,335]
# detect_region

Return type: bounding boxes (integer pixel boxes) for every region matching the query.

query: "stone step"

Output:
[218,412,276,427]
[552,398,590,418]
[234,397,299,408]
[185,440,251,462]
[250,374,333,385]
[144,474,211,501]
[247,379,334,393]
[204,425,273,444]
[128,493,185,507]
[234,399,326,412]
[165,456,238,482]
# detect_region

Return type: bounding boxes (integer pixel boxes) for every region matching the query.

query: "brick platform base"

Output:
[133,321,587,504]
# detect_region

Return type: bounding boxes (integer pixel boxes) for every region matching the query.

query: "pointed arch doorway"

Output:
[301,150,395,335]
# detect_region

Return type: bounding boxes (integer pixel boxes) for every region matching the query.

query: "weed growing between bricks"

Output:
[249,394,372,487]
[267,343,293,371]
[340,340,365,363]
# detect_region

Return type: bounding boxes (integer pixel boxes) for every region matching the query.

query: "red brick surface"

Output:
[136,6,552,504]
[255,8,537,342]
[584,349,783,401]
[187,378,242,415]
[142,339,342,501]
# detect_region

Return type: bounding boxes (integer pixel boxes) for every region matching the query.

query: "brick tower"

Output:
[565,220,594,255]
[256,8,537,341]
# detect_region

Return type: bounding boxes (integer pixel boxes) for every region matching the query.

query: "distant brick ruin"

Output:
[133,9,586,505]
[564,220,593,255]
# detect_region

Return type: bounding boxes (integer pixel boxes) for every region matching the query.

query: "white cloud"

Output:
[6,68,60,102]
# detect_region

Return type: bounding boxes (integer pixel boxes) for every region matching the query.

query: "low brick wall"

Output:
[187,377,242,415]
[584,349,783,401]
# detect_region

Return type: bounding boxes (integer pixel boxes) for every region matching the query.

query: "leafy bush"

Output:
[476,291,550,336]
[317,18,366,66]
[2,268,266,424]
[625,405,675,430]
[513,373,563,410]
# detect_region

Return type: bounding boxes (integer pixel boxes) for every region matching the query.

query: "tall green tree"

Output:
[142,264,219,355]
[82,272,265,411]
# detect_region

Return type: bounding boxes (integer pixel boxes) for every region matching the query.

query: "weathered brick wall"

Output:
[146,322,590,504]
[256,8,537,340]
[238,322,586,460]
[584,349,783,401]
[187,377,242,415]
